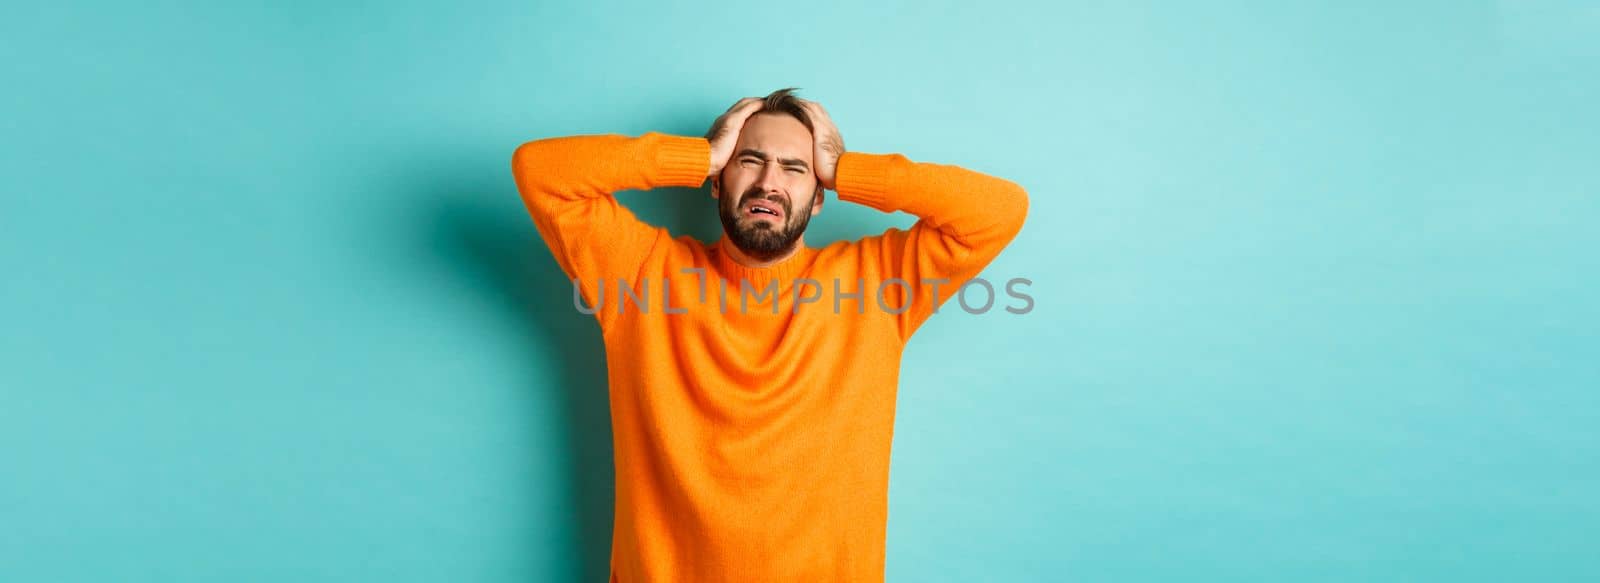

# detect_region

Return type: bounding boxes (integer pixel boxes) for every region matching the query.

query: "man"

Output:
[511,88,1028,582]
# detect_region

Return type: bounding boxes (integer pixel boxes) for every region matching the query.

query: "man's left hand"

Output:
[800,100,845,191]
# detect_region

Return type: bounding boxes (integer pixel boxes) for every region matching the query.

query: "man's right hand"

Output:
[705,97,764,178]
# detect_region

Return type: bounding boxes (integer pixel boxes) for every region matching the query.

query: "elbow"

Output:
[511,139,567,198]
[956,180,1028,255]
[511,140,545,182]
[998,180,1029,241]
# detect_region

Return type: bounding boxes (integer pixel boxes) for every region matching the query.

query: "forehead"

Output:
[735,113,813,163]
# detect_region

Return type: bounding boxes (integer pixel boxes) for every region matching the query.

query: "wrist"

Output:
[652,133,713,187]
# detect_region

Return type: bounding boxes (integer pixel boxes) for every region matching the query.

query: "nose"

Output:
[755,161,786,194]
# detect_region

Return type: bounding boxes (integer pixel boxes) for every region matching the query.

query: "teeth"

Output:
[752,207,777,215]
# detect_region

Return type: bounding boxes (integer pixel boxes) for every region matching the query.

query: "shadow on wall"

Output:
[415,125,720,582]
[428,195,617,581]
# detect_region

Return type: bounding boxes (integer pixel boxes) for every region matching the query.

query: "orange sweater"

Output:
[511,132,1027,582]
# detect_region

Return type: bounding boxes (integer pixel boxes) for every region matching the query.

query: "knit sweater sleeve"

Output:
[510,132,710,325]
[834,151,1029,340]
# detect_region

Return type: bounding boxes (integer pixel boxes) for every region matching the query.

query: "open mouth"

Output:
[744,201,784,220]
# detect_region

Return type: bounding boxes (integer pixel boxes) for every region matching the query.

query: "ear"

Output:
[710,176,720,199]
[811,186,824,216]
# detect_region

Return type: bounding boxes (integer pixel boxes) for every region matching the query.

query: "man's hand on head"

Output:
[799,100,845,191]
[705,97,764,178]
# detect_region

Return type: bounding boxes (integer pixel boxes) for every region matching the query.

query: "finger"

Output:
[736,97,764,114]
[802,103,839,140]
[724,99,766,129]
[714,99,757,125]
[730,98,762,118]
[710,99,763,138]
[723,96,760,113]
[802,100,832,120]
[806,107,838,138]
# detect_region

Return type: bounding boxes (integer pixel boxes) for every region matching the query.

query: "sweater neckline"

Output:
[710,234,817,290]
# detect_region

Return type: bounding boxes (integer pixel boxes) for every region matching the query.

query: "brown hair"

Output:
[755,87,813,133]
[704,87,813,140]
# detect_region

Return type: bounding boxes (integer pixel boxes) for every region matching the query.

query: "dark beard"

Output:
[718,189,813,262]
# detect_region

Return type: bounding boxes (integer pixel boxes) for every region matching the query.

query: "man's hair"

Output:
[754,87,814,133]
[705,87,813,139]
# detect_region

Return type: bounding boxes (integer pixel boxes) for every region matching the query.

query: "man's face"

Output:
[715,112,822,262]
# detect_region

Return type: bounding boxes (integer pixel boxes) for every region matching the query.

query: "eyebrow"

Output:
[737,148,810,171]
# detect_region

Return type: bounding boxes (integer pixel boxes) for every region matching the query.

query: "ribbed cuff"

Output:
[652,133,711,188]
[834,151,901,213]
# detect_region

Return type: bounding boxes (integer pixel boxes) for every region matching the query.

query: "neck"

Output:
[724,234,808,268]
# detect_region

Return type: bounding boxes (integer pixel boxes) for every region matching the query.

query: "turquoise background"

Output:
[4,1,1597,581]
